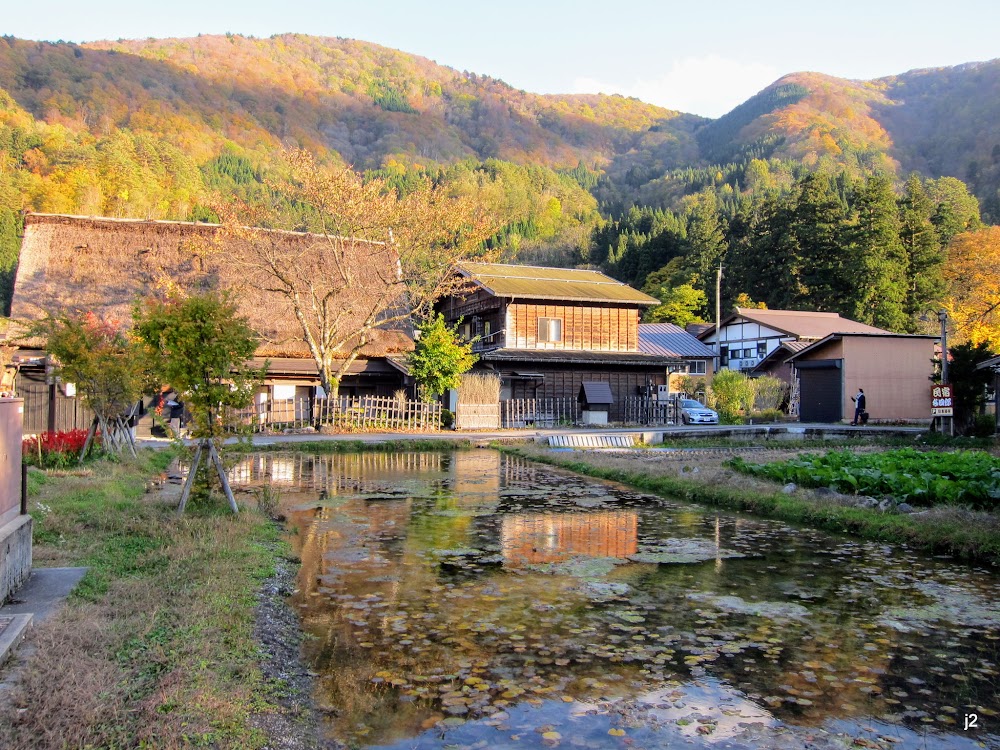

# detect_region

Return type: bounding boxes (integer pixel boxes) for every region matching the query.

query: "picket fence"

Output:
[230,395,442,433]
[501,398,579,428]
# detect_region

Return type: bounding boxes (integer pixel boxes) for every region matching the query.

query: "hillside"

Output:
[0,33,998,235]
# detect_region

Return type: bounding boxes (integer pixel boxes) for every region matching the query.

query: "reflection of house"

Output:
[501,510,638,566]
[437,263,682,421]
[786,333,936,423]
[8,213,412,432]
[698,308,888,379]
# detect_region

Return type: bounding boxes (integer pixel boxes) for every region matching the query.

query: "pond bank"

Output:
[499,443,1000,567]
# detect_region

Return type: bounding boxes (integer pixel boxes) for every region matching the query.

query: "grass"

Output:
[499,443,1000,567]
[1,449,290,750]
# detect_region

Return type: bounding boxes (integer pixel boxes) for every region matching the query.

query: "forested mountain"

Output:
[0,33,998,337]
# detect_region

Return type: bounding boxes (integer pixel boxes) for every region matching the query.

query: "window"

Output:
[686,360,706,374]
[757,342,767,359]
[720,346,728,366]
[537,317,562,343]
[483,321,491,339]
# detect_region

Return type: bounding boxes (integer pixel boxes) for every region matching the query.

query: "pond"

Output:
[230,450,1000,750]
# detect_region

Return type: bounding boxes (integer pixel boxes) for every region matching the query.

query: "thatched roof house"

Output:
[11,212,413,360]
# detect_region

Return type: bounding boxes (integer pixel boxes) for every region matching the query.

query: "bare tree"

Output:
[218,150,497,397]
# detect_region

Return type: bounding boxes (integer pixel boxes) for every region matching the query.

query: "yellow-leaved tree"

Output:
[943,227,1000,350]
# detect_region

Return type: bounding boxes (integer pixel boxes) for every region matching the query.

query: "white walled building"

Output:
[698,308,888,373]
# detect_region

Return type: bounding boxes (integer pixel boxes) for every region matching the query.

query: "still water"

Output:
[230,450,1000,750]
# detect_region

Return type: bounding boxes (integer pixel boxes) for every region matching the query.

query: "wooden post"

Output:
[79,416,98,463]
[207,441,239,514]
[177,441,204,514]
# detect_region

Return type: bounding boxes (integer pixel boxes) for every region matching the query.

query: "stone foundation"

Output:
[0,515,33,604]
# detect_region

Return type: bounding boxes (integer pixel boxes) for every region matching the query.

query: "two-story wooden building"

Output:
[437,263,682,421]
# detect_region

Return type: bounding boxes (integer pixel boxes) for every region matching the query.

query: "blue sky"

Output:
[4,0,999,117]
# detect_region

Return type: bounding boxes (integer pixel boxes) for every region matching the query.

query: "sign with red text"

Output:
[931,384,953,416]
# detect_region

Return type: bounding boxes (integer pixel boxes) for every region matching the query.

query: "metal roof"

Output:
[638,323,717,358]
[579,381,614,405]
[458,262,658,305]
[699,308,889,340]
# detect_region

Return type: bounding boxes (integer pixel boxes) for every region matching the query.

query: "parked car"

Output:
[678,398,719,425]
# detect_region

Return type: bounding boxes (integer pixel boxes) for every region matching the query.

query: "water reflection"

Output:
[230,451,1000,750]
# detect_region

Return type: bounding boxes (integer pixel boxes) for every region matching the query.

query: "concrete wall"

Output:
[0,398,30,603]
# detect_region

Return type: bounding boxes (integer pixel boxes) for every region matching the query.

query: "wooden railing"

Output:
[228,395,442,433]
[501,398,579,428]
[622,396,677,426]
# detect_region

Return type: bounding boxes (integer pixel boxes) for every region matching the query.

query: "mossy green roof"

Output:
[458,262,658,305]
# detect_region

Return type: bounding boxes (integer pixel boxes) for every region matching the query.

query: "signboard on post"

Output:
[931,384,954,416]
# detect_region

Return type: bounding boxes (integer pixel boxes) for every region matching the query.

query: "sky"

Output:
[4,0,1000,118]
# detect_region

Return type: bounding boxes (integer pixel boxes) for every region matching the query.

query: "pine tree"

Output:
[793,173,850,311]
[899,174,944,326]
[846,175,909,330]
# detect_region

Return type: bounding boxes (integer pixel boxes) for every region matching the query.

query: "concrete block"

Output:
[0,514,33,604]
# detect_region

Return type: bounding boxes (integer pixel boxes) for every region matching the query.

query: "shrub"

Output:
[752,376,787,411]
[707,370,755,424]
[969,413,997,438]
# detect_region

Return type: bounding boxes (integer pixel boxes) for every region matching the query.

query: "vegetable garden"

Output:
[730,448,1000,509]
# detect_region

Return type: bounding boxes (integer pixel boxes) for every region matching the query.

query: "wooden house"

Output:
[436,263,682,421]
[8,213,412,433]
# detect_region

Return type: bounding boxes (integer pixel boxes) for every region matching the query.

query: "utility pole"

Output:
[715,264,723,358]
[938,309,952,436]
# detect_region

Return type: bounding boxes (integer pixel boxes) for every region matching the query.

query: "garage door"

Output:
[798,360,843,423]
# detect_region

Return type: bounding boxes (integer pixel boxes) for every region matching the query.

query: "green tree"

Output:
[408,314,478,401]
[36,311,145,456]
[133,292,262,439]
[645,284,707,327]
[0,207,20,316]
[793,173,850,310]
[680,192,727,317]
[899,174,944,325]
[846,175,908,330]
[947,341,995,435]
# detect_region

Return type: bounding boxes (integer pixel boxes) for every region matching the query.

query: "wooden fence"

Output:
[229,395,442,433]
[622,396,678,426]
[501,398,579,428]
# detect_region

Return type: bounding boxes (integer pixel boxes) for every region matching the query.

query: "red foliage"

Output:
[22,429,93,458]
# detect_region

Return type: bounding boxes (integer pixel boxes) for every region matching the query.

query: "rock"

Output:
[856,496,878,509]
[814,487,837,497]
[782,482,797,494]
[877,499,892,512]
[897,502,915,513]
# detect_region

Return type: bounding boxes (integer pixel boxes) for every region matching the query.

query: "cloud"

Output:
[573,55,781,119]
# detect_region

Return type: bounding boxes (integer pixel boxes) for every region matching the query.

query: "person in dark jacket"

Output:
[851,388,866,425]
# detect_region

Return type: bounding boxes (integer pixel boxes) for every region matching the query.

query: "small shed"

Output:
[578,381,614,425]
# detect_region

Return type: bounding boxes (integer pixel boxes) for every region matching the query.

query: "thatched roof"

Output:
[11,213,413,358]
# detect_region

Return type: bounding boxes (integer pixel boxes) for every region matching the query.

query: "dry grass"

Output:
[0,450,283,750]
[457,372,501,404]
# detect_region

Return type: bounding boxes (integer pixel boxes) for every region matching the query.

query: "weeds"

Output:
[1,448,286,750]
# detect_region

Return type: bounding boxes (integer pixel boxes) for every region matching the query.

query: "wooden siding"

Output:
[506,303,639,352]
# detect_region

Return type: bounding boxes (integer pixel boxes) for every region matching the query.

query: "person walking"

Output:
[851,387,866,425]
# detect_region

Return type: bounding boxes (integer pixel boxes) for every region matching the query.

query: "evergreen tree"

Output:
[680,193,727,318]
[899,174,944,325]
[846,175,909,330]
[0,207,20,316]
[793,173,850,310]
